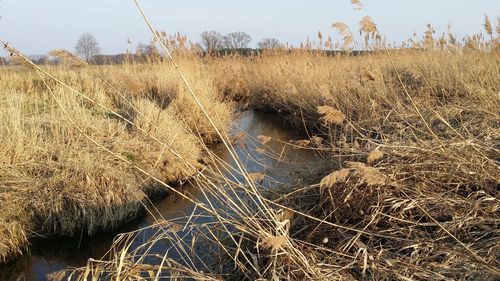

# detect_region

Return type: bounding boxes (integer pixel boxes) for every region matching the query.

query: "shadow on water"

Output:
[0,110,324,281]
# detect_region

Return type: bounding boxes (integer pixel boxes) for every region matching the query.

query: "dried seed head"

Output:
[496,16,500,35]
[351,0,364,11]
[320,168,351,192]
[360,16,378,35]
[484,14,493,36]
[424,24,435,48]
[348,162,386,186]
[49,49,87,68]
[255,148,266,154]
[294,140,311,147]
[276,209,294,224]
[257,135,272,145]
[317,106,346,125]
[310,136,324,148]
[332,22,349,34]
[248,173,265,183]
[261,235,288,251]
[332,22,354,49]
[367,149,384,164]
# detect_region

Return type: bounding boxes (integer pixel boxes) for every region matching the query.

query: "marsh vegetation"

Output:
[0,3,499,280]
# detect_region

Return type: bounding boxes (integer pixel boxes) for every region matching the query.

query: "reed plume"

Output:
[351,0,364,11]
[484,14,493,37]
[317,105,346,125]
[359,16,378,34]
[48,49,87,68]
[332,22,354,49]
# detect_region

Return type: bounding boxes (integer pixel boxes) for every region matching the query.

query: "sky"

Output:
[0,0,499,55]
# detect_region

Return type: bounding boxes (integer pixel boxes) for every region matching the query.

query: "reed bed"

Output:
[207,44,500,279]
[57,49,498,280]
[1,7,499,281]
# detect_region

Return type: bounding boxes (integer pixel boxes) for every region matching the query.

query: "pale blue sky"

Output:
[0,0,498,55]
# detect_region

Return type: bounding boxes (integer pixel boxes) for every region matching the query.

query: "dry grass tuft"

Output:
[346,162,387,186]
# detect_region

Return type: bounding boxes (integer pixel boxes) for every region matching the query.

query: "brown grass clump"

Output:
[109,61,233,144]
[319,162,387,221]
[0,193,30,262]
[0,55,232,262]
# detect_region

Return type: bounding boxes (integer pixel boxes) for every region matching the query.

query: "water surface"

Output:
[0,110,320,281]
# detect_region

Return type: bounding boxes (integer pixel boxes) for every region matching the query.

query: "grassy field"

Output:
[1,18,500,280]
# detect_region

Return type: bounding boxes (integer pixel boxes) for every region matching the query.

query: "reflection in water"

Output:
[0,111,320,281]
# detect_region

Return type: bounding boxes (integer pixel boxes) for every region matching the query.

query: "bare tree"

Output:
[257,38,283,49]
[136,42,159,56]
[75,32,100,62]
[200,31,224,53]
[224,32,252,49]
[135,42,161,62]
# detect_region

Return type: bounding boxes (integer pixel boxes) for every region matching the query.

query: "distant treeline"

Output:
[210,48,367,57]
[1,49,372,66]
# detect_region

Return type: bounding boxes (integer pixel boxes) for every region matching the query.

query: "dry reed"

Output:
[1,7,499,281]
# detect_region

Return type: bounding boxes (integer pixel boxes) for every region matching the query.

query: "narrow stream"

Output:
[1,110,321,281]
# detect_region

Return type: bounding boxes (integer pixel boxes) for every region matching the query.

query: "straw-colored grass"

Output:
[58,47,498,280]
[0,59,232,263]
[204,42,499,279]
[2,9,499,280]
